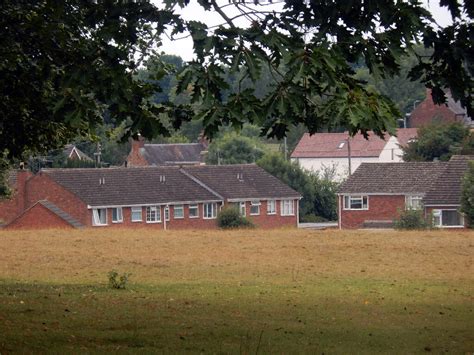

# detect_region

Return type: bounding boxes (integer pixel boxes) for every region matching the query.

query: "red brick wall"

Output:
[5,203,73,230]
[340,195,405,229]
[25,173,90,226]
[0,170,33,224]
[88,199,298,230]
[409,91,457,128]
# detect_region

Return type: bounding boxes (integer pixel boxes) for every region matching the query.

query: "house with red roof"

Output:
[291,128,417,180]
[337,155,473,229]
[0,165,301,230]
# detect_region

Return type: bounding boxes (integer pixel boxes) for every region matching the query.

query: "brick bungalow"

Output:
[337,155,473,229]
[1,164,301,230]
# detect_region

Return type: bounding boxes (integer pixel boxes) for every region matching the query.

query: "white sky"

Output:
[154,0,453,61]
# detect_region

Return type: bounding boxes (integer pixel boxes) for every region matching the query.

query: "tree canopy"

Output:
[402,122,473,161]
[0,0,472,162]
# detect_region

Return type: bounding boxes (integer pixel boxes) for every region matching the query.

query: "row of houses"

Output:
[0,165,301,230]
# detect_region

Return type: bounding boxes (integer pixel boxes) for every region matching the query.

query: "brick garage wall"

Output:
[0,170,33,225]
[25,173,90,226]
[340,195,405,229]
[0,197,19,225]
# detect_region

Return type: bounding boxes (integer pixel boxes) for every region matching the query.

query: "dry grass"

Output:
[1,228,472,284]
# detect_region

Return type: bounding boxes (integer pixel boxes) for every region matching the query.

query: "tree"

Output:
[206,133,266,165]
[403,122,472,161]
[1,1,472,163]
[461,162,474,229]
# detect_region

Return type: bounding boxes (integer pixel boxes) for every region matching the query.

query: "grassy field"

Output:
[0,228,472,353]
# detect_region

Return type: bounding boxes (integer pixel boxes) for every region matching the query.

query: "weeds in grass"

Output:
[108,270,131,289]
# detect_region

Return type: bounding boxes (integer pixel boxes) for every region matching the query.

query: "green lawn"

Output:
[0,228,472,353]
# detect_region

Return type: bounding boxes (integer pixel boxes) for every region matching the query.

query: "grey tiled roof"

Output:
[142,143,206,165]
[424,155,474,206]
[42,167,220,207]
[338,162,447,194]
[183,164,301,200]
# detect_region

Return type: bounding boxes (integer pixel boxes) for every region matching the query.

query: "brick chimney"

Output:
[16,167,32,214]
[126,135,148,167]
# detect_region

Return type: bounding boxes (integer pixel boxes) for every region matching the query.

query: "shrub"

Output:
[108,270,131,289]
[300,214,328,223]
[460,161,474,228]
[393,209,431,230]
[217,207,254,229]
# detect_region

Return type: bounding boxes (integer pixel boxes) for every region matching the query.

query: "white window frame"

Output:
[164,206,170,221]
[343,195,369,210]
[280,200,295,216]
[239,201,246,217]
[203,203,217,219]
[173,205,184,219]
[111,207,123,223]
[405,195,423,210]
[267,200,276,215]
[146,206,161,223]
[432,209,464,228]
[131,206,142,222]
[189,204,199,218]
[250,200,261,215]
[92,208,107,226]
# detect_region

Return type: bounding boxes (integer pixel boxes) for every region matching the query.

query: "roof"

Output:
[424,155,474,206]
[338,162,447,194]
[42,167,220,207]
[40,164,299,207]
[63,145,93,161]
[291,129,417,158]
[142,143,206,165]
[183,164,301,200]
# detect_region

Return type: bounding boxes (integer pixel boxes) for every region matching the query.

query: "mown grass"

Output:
[0,228,472,353]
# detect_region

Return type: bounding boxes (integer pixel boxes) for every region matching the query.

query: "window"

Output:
[174,205,184,219]
[203,203,217,219]
[281,200,295,216]
[92,208,107,226]
[239,202,246,216]
[189,204,199,218]
[146,206,161,223]
[131,207,142,222]
[432,209,464,227]
[406,195,423,210]
[250,201,261,215]
[112,207,123,223]
[343,195,368,210]
[164,206,170,221]
[267,200,276,215]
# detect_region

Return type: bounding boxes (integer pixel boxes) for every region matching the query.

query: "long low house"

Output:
[0,165,301,230]
[337,155,473,229]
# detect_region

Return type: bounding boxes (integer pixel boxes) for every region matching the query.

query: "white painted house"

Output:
[291,128,418,181]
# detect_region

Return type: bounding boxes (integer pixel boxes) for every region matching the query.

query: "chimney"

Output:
[131,134,145,152]
[198,131,209,149]
[16,167,32,214]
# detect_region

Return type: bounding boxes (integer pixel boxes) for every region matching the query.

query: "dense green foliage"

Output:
[207,134,266,165]
[403,123,473,161]
[257,153,338,221]
[460,162,474,229]
[217,207,254,229]
[1,1,472,164]
[394,209,432,230]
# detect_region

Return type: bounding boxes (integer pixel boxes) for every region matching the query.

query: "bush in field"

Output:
[394,209,431,230]
[217,207,254,229]
[108,270,131,289]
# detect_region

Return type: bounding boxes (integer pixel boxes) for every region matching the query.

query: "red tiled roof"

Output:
[291,129,417,158]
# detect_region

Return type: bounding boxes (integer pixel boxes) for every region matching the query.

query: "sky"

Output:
[154,0,454,61]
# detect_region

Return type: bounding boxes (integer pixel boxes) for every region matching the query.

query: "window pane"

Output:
[174,205,184,219]
[189,204,199,218]
[442,210,461,226]
[267,200,276,214]
[131,207,142,221]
